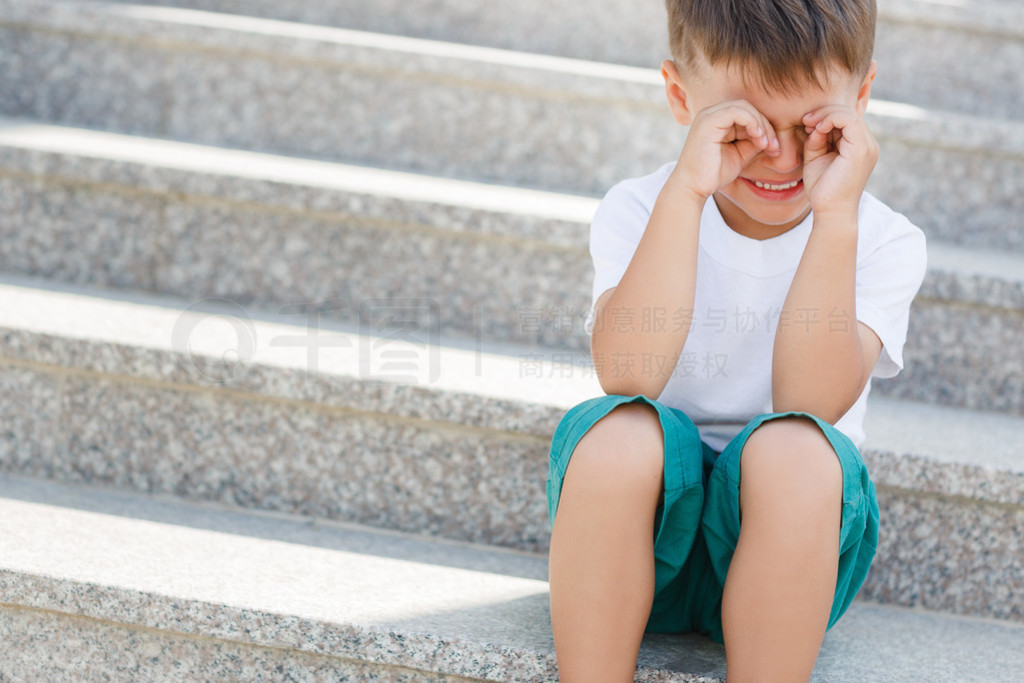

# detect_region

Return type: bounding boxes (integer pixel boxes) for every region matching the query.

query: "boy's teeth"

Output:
[753,179,800,191]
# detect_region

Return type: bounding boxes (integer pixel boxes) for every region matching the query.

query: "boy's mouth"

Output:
[752,179,800,191]
[742,177,804,200]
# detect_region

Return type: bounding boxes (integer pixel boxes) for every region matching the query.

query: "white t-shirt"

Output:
[584,162,928,450]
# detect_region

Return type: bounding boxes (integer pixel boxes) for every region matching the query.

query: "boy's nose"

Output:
[761,128,803,174]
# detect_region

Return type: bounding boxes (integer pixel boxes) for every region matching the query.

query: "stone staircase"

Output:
[0,0,1021,679]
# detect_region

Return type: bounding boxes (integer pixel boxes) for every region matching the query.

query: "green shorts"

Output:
[546,394,879,645]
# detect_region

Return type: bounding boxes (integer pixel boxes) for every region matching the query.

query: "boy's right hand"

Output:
[672,100,780,201]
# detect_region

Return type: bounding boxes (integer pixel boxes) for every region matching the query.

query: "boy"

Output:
[546,0,927,680]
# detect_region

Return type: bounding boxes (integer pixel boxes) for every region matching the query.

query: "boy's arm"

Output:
[772,106,882,423]
[590,180,703,397]
[772,215,882,422]
[593,102,781,397]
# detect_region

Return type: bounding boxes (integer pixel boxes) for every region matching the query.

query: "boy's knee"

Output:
[566,402,664,496]
[739,417,843,516]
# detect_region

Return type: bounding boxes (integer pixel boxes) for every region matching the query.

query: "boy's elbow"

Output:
[596,375,664,400]
[773,345,874,424]
[772,380,863,425]
[774,395,847,421]
[594,359,664,398]
[774,400,849,426]
[591,346,668,399]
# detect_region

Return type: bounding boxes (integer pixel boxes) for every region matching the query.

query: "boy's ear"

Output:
[662,59,694,126]
[855,59,878,116]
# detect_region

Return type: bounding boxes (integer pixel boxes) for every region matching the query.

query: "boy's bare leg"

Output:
[549,403,665,683]
[721,418,843,682]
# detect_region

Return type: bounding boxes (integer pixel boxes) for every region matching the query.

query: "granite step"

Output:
[97,0,1024,121]
[1,0,1022,247]
[0,119,1020,414]
[1,274,1022,622]
[881,241,1024,413]
[2,474,1024,682]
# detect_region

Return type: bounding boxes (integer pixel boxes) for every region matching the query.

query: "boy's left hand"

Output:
[801,106,879,218]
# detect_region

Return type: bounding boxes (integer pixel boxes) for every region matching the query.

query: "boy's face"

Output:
[664,59,876,238]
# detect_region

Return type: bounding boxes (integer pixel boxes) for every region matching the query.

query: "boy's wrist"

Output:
[665,169,713,209]
[811,210,859,234]
[809,189,864,225]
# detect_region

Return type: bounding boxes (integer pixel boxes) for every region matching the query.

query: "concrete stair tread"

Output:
[880,0,1024,39]
[0,116,598,245]
[2,473,1023,682]
[76,1,1024,124]
[4,0,1022,135]
[861,397,1024,479]
[2,272,1023,507]
[100,0,1024,61]
[0,0,665,102]
[0,2,1018,650]
[3,0,1021,252]
[926,240,1024,286]
[1,117,1021,312]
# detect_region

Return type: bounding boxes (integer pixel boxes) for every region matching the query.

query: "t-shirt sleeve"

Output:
[583,182,652,335]
[855,212,928,379]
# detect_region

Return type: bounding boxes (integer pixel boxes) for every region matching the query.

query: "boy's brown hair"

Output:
[666,0,877,92]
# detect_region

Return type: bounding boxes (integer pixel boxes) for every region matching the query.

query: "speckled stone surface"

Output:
[0,131,594,350]
[0,274,591,438]
[0,474,711,682]
[1,278,1023,621]
[0,0,1021,215]
[0,605,480,682]
[0,120,1022,403]
[0,1,1018,666]
[0,0,677,196]
[0,358,557,550]
[0,22,167,136]
[922,242,1024,311]
[862,397,1024,507]
[2,275,1023,485]
[0,173,164,291]
[862,490,1024,622]
[874,301,1024,415]
[56,372,552,550]
[0,477,560,682]
[0,361,62,476]
[872,13,1024,120]
[154,201,592,352]
[95,0,1024,119]
[102,0,672,68]
[0,122,597,247]
[163,50,676,196]
[866,133,1024,254]
[2,474,1024,682]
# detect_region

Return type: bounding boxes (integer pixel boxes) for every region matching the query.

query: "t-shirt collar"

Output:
[698,197,814,277]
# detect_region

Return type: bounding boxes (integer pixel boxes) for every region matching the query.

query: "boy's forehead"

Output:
[704,56,856,96]
[700,60,857,119]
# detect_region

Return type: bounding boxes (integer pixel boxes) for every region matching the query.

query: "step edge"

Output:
[878,0,1024,41]
[1,283,1022,504]
[1,0,1021,153]
[0,122,1021,312]
[0,568,560,683]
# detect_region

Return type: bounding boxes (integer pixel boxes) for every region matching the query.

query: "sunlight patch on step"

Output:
[0,277,600,407]
[898,0,966,7]
[0,119,597,222]
[108,4,661,85]
[866,99,930,121]
[0,496,549,626]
